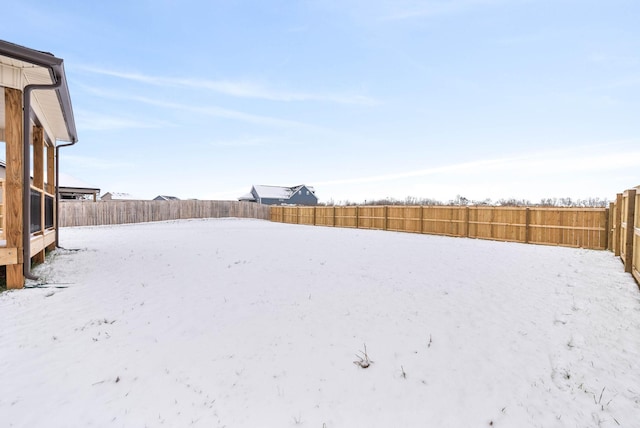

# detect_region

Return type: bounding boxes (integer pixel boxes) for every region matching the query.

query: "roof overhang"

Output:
[59,186,101,194]
[0,39,77,144]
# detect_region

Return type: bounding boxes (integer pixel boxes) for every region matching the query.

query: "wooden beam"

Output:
[47,141,55,194]
[0,248,18,266]
[32,125,46,264]
[4,87,25,289]
[33,126,44,189]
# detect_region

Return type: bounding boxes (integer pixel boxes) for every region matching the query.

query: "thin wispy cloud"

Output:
[76,110,171,131]
[495,31,550,46]
[77,66,378,105]
[62,155,136,170]
[74,84,319,129]
[130,95,317,129]
[587,53,640,66]
[315,157,511,186]
[381,0,508,21]
[316,147,640,186]
[209,136,275,148]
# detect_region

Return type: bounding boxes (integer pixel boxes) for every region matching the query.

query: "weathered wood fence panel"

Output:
[527,208,608,249]
[633,190,640,284]
[271,205,609,250]
[468,207,528,243]
[315,206,335,226]
[59,200,270,227]
[334,206,358,228]
[298,207,316,225]
[422,206,468,237]
[388,206,421,233]
[358,206,385,230]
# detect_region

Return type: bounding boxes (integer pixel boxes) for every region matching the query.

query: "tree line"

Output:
[321,195,609,208]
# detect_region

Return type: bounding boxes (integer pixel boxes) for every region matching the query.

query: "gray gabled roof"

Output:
[252,185,293,200]
[251,184,316,200]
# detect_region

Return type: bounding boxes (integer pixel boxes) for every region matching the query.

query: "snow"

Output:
[1,218,639,427]
[58,172,99,190]
[102,192,140,200]
[253,185,294,199]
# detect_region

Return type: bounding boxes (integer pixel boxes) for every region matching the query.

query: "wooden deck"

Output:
[0,178,56,268]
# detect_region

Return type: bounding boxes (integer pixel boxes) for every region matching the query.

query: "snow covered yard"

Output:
[1,218,639,427]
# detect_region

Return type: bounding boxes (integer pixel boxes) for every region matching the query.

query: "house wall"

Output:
[250,185,317,205]
[287,187,318,206]
[257,197,287,206]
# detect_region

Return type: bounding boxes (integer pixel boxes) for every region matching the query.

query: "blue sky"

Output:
[3,0,639,203]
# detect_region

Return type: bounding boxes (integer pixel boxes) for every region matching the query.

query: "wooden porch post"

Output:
[46,142,55,194]
[4,87,25,289]
[33,125,46,264]
[46,143,57,251]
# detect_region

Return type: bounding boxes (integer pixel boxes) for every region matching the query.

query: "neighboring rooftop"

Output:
[101,192,141,201]
[240,184,318,205]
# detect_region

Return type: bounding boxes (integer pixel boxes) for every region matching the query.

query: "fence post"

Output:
[608,202,614,251]
[420,205,424,234]
[604,206,609,251]
[614,193,623,256]
[525,207,530,244]
[356,206,360,229]
[465,207,470,237]
[623,189,636,273]
[384,205,388,230]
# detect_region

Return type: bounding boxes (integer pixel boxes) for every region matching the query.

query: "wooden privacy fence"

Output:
[59,200,270,227]
[271,205,609,250]
[611,187,639,284]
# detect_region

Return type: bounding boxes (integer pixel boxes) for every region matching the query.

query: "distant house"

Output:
[58,172,101,201]
[154,195,179,201]
[101,192,141,201]
[239,184,318,206]
[0,162,100,201]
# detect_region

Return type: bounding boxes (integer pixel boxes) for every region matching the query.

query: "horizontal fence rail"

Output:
[59,200,270,227]
[271,205,609,250]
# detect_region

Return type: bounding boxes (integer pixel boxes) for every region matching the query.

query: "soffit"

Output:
[0,53,73,143]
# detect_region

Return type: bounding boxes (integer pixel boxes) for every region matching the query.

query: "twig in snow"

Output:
[354,344,373,368]
[428,334,432,348]
[593,386,606,404]
[401,365,407,379]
